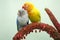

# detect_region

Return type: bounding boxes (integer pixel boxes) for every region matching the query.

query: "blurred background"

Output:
[0,0,60,40]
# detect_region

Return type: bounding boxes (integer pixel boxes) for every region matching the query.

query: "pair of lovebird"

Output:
[17,2,41,31]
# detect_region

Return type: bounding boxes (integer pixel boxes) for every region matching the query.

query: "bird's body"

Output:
[22,2,41,23]
[28,8,40,22]
[16,9,29,31]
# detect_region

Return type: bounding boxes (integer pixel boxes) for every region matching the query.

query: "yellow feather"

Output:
[23,2,41,22]
[28,8,41,22]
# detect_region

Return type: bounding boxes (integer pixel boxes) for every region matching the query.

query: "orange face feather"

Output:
[22,2,34,12]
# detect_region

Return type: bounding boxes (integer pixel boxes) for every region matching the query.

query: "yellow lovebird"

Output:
[22,2,41,23]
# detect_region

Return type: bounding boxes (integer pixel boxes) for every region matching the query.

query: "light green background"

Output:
[0,0,60,40]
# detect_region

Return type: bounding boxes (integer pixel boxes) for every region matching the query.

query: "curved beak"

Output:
[22,5,27,10]
[22,6,24,9]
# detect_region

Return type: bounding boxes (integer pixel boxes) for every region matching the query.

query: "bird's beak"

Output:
[22,5,27,10]
[22,6,24,9]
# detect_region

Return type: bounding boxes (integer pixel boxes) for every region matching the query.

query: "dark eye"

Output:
[22,11,25,15]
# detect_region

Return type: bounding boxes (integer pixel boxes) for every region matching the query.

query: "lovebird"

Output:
[16,9,29,31]
[22,2,41,23]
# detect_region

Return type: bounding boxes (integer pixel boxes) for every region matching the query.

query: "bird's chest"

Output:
[28,13,38,21]
[17,15,28,25]
[28,11,37,19]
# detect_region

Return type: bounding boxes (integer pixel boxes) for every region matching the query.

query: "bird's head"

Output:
[17,10,25,16]
[22,2,34,12]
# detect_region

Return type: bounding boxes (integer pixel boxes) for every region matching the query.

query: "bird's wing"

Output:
[37,10,41,18]
[16,19,21,31]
